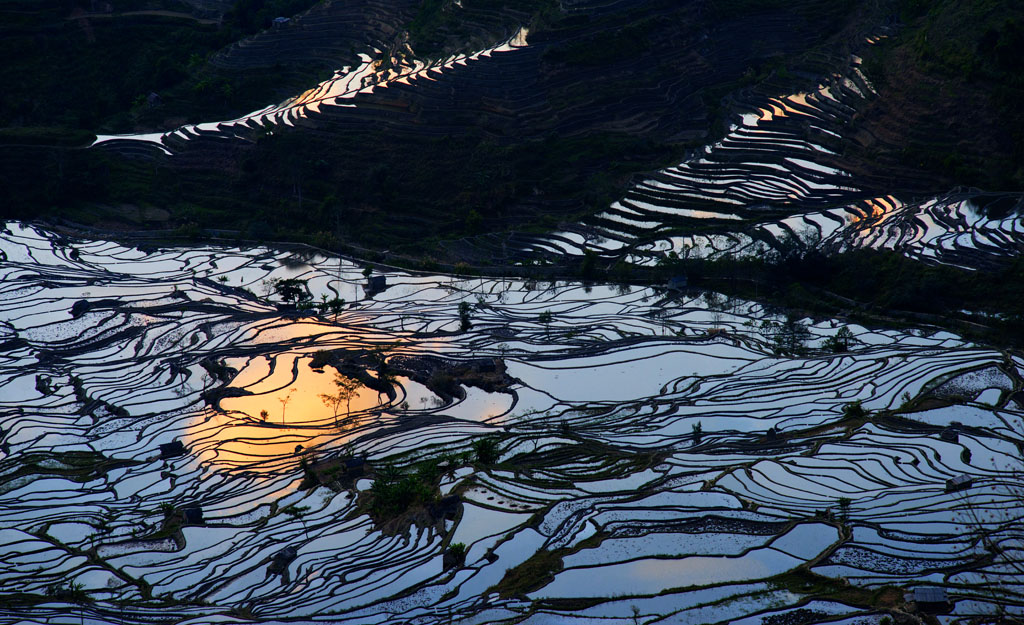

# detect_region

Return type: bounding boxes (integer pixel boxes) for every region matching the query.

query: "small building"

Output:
[159,440,186,459]
[272,16,290,29]
[146,92,161,108]
[909,587,951,613]
[945,474,973,493]
[268,545,298,582]
[182,506,204,526]
[939,427,959,443]
[269,546,297,574]
[366,275,387,292]
[766,426,778,442]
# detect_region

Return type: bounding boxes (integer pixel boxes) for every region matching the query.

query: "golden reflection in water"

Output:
[184,315,411,469]
[220,355,382,424]
[187,353,384,469]
[845,195,901,239]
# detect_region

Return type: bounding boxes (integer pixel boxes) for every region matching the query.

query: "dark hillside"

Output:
[2,0,1023,267]
[855,0,1024,191]
[1,0,869,249]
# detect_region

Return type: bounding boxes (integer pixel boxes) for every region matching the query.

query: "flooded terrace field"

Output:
[0,222,1022,624]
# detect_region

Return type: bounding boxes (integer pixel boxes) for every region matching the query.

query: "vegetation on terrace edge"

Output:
[657,247,1024,349]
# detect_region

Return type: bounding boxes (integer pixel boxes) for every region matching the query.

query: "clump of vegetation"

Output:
[269,278,311,303]
[823,327,855,353]
[427,370,459,397]
[543,21,653,66]
[368,463,439,520]
[472,437,501,465]
[309,350,335,369]
[842,401,866,420]
[45,580,88,602]
[458,301,473,331]
[492,548,563,598]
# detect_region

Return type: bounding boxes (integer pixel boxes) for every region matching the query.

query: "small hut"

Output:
[909,587,951,613]
[269,545,298,582]
[159,440,186,459]
[945,474,973,493]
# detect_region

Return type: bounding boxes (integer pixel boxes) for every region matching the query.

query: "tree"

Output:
[473,437,500,465]
[458,301,473,331]
[824,326,856,352]
[837,496,851,522]
[771,314,811,355]
[272,278,311,303]
[283,504,311,539]
[538,310,553,336]
[957,457,1024,619]
[328,297,345,318]
[278,388,296,423]
[320,373,362,426]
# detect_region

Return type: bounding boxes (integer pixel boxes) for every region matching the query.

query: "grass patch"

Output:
[492,549,563,598]
[769,569,904,609]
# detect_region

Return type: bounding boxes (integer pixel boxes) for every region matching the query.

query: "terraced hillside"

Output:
[4,0,885,248]
[4,1,1024,623]
[1,222,1023,624]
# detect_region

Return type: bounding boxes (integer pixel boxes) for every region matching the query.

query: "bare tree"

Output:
[319,373,362,426]
[278,388,296,423]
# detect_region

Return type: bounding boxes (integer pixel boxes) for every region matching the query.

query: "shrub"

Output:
[370,470,434,518]
[473,438,500,465]
[449,542,467,558]
[842,401,866,420]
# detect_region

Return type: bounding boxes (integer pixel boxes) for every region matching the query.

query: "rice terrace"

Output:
[1,0,1024,624]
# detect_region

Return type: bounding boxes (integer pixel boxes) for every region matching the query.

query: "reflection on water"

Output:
[183,313,509,468]
[845,195,902,238]
[219,354,381,425]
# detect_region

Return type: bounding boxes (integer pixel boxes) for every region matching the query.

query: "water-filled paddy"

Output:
[0,222,1022,624]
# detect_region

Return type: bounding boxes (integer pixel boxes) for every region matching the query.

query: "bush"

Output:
[842,401,866,420]
[472,438,500,465]
[370,469,434,519]
[449,542,467,558]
